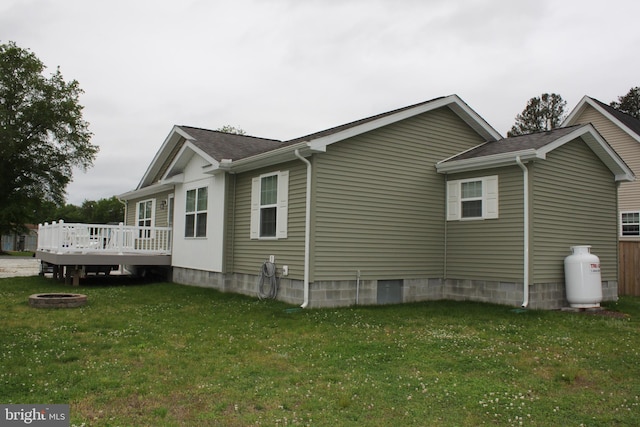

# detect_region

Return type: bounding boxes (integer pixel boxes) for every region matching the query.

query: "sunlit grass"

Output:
[1,276,639,426]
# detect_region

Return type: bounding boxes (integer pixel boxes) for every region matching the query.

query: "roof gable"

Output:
[223,95,502,173]
[136,126,283,189]
[563,96,640,143]
[436,124,635,182]
[295,94,502,152]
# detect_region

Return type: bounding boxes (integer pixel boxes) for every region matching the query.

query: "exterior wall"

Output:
[171,153,226,272]
[570,105,640,241]
[530,138,619,283]
[229,160,307,280]
[445,166,525,281]
[124,189,174,227]
[311,107,486,282]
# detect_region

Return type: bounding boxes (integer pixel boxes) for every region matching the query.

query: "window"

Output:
[137,200,154,238]
[447,175,498,221]
[250,171,289,239]
[185,187,207,238]
[621,211,640,236]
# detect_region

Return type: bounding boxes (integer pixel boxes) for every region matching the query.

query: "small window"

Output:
[461,180,483,218]
[185,187,207,238]
[250,171,289,239]
[621,211,640,236]
[447,176,498,221]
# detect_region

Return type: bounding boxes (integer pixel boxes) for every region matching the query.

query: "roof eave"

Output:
[118,181,175,201]
[219,142,314,174]
[436,150,541,174]
[308,95,502,152]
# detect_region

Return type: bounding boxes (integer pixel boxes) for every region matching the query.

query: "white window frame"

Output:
[447,175,498,221]
[136,199,155,238]
[620,211,640,237]
[250,170,289,239]
[185,186,208,238]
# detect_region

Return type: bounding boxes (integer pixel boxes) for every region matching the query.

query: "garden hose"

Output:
[257,261,278,300]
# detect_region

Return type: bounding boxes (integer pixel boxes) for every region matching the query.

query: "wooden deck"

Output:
[36,221,172,284]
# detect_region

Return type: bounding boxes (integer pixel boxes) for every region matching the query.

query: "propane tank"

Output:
[564,245,602,308]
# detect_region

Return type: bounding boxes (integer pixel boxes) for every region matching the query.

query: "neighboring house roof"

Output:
[436,124,635,182]
[563,95,640,143]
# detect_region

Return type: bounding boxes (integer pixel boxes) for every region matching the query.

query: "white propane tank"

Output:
[564,245,602,308]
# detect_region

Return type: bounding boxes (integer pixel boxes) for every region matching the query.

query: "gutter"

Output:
[294,149,312,308]
[516,156,530,308]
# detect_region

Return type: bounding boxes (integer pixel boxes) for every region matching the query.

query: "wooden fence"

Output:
[619,241,640,296]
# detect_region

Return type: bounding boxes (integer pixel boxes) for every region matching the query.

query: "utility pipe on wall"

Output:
[516,156,530,308]
[294,149,312,308]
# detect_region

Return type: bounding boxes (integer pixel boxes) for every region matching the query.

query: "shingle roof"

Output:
[177,126,283,161]
[445,125,583,161]
[282,97,448,145]
[590,98,640,137]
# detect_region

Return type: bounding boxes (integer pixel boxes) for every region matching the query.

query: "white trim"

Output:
[563,96,640,144]
[138,126,193,189]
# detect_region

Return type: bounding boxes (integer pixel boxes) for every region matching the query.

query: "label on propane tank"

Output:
[590,263,601,273]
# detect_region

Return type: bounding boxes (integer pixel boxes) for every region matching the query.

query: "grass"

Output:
[0,250,35,257]
[1,276,640,426]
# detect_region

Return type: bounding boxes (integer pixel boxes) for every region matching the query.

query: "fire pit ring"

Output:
[29,293,87,308]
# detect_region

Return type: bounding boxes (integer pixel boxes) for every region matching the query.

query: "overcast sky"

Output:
[2,0,639,205]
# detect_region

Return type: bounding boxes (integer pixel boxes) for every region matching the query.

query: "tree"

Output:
[610,87,640,119]
[216,125,246,135]
[507,93,567,137]
[0,41,98,235]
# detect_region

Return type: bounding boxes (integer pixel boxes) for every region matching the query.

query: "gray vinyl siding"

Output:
[445,167,525,281]
[124,190,174,227]
[571,105,640,214]
[312,107,486,281]
[530,138,618,282]
[230,161,307,278]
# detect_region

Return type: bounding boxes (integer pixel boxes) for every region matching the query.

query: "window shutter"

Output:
[447,180,460,221]
[250,177,260,239]
[276,170,289,238]
[484,176,499,219]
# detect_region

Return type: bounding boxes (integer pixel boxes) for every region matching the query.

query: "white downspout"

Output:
[294,149,312,308]
[516,156,529,308]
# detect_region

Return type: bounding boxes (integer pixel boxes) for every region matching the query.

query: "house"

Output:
[563,96,640,295]
[119,95,633,309]
[563,97,640,241]
[1,224,37,252]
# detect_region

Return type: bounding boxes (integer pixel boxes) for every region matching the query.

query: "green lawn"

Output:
[1,276,639,426]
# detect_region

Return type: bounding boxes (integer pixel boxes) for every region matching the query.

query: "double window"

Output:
[621,211,640,236]
[185,187,207,238]
[250,171,289,239]
[447,175,498,221]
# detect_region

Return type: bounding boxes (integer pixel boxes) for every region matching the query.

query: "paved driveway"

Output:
[0,256,40,278]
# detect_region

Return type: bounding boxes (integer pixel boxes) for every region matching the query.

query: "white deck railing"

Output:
[37,221,172,255]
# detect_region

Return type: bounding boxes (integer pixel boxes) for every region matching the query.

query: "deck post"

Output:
[118,222,124,254]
